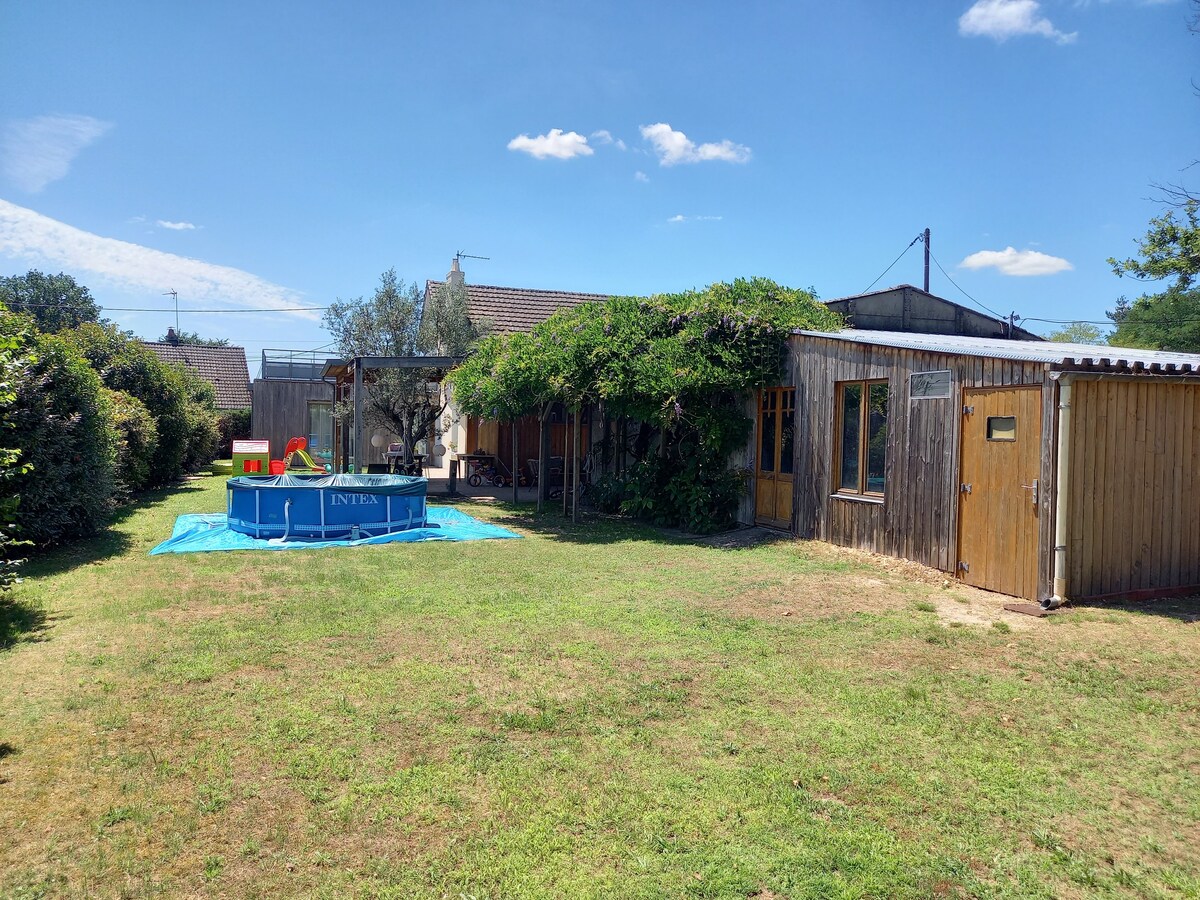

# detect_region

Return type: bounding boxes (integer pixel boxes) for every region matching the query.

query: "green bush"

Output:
[1,313,116,547]
[103,388,158,496]
[216,408,252,458]
[64,324,193,486]
[178,370,220,472]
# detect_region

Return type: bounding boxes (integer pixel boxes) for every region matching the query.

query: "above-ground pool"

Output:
[226,474,427,540]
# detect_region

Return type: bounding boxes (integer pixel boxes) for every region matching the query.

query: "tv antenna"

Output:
[162,289,179,332]
[455,250,490,264]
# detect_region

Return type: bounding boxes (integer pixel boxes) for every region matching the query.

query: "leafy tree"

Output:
[450,277,841,532]
[0,270,103,333]
[323,270,486,465]
[157,329,230,347]
[1045,322,1107,344]
[1106,201,1200,351]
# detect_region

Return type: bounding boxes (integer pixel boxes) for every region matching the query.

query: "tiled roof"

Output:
[794,329,1200,375]
[425,280,609,334]
[140,342,252,408]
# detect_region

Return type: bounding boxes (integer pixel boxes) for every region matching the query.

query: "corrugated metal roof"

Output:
[794,329,1200,374]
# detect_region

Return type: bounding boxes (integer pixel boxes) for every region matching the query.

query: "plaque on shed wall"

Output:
[909,370,952,399]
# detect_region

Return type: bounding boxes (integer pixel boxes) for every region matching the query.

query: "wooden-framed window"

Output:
[835,380,889,497]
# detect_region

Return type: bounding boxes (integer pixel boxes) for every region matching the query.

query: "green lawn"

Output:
[1,476,1198,899]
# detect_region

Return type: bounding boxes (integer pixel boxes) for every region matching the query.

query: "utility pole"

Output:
[163,289,178,333]
[922,228,930,293]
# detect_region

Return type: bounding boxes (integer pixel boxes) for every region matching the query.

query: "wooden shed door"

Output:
[957,387,1042,599]
[755,387,795,530]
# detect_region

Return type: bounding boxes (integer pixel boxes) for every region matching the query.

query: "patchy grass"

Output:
[1,476,1198,898]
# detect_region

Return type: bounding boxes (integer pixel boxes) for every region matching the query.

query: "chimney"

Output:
[166,327,179,344]
[447,257,465,288]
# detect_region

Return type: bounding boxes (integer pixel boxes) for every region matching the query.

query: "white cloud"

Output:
[667,214,723,224]
[507,128,594,160]
[156,220,197,231]
[590,129,627,150]
[634,171,649,183]
[639,123,751,167]
[2,114,113,192]
[0,199,315,319]
[958,0,1077,43]
[959,246,1074,276]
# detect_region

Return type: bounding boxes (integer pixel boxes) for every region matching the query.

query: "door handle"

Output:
[1021,479,1038,505]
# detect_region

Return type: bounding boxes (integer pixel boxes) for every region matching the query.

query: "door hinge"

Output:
[957,561,970,573]
[962,404,974,416]
[960,483,972,494]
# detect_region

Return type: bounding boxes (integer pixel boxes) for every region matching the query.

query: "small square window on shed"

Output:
[986,415,1017,441]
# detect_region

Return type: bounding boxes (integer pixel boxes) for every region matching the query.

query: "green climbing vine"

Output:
[449,277,840,532]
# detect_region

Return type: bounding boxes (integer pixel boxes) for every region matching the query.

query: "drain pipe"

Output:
[1044,375,1073,609]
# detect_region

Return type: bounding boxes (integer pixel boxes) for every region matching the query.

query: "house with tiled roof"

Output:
[421,259,611,479]
[141,331,252,410]
[423,257,609,335]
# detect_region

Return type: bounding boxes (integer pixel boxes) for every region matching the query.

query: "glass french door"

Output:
[755,387,795,530]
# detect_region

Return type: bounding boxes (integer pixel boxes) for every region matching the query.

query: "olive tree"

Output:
[323,270,485,466]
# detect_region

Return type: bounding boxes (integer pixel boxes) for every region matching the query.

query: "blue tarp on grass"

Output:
[150,506,520,555]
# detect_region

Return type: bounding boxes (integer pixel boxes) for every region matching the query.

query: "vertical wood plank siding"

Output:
[790,336,1048,584]
[1066,380,1200,598]
[250,379,334,460]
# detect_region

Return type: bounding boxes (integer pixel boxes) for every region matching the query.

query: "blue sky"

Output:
[1,0,1196,373]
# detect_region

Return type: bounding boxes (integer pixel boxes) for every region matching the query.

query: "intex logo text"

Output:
[329,493,380,506]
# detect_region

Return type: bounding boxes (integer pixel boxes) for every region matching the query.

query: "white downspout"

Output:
[1045,374,1073,608]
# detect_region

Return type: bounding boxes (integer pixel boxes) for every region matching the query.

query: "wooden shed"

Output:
[752,330,1200,604]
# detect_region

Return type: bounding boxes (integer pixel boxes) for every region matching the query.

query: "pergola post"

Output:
[571,405,581,523]
[511,418,519,505]
[537,403,550,514]
[352,358,364,473]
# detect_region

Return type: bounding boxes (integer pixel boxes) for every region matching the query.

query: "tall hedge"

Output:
[216,408,252,458]
[0,318,30,589]
[0,313,116,547]
[103,388,158,496]
[64,324,194,485]
[178,369,220,473]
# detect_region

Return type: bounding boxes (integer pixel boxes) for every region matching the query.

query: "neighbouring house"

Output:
[423,258,610,480]
[249,349,336,466]
[141,329,251,410]
[748,329,1200,603]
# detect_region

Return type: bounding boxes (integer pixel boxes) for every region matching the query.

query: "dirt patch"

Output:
[714,549,1038,631]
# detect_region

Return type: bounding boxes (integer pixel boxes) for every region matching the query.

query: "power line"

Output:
[1024,315,1200,326]
[862,234,923,294]
[4,302,328,313]
[925,249,1008,320]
